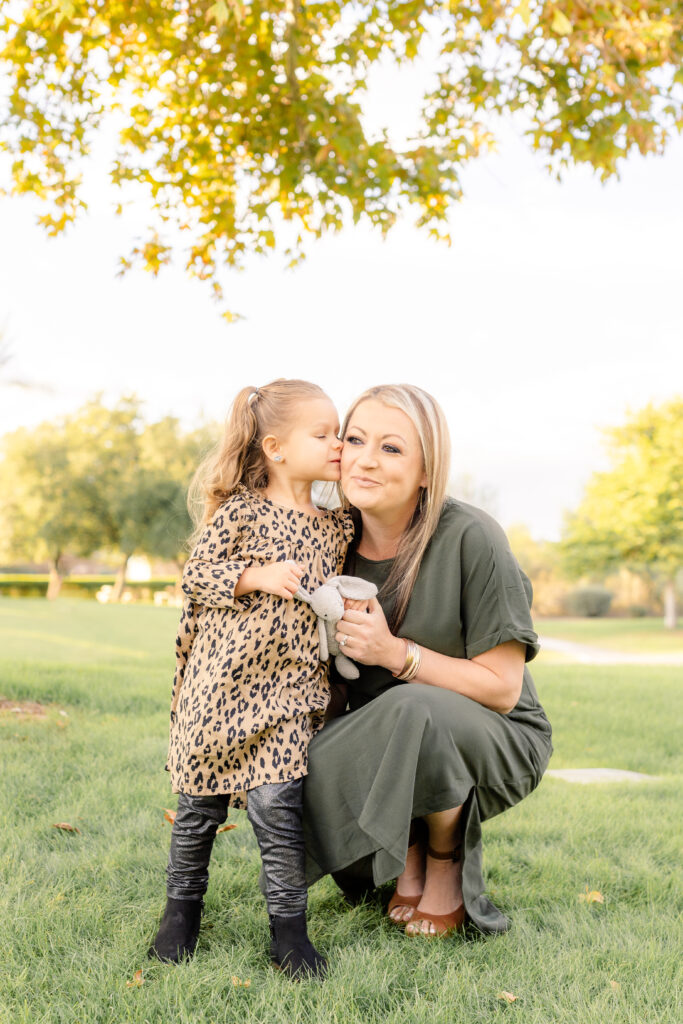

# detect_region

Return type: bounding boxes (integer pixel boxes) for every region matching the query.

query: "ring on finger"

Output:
[339,635,348,647]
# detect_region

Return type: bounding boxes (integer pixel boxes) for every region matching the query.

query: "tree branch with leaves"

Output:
[1,1,681,316]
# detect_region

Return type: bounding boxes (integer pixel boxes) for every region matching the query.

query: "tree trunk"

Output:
[663,578,677,630]
[46,558,63,600]
[111,555,129,602]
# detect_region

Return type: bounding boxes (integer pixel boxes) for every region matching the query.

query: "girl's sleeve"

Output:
[170,599,198,716]
[333,509,355,574]
[180,499,253,608]
[459,517,540,663]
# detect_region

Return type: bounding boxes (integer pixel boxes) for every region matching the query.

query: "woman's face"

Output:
[341,399,427,517]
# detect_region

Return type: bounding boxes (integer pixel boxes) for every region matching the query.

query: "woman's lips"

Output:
[350,476,380,487]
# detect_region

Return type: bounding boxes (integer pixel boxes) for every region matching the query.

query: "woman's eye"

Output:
[383,444,401,454]
[344,435,362,445]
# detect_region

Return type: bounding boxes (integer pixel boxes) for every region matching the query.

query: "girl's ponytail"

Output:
[187,379,327,547]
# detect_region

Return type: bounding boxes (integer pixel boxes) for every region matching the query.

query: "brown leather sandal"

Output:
[386,829,426,926]
[404,844,466,938]
[387,888,421,925]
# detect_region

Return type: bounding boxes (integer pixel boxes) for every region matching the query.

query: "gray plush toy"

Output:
[294,574,378,680]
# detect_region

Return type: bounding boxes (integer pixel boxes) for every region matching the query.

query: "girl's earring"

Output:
[274,455,283,463]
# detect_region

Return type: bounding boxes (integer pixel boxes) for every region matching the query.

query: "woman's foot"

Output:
[405,847,464,936]
[387,840,425,924]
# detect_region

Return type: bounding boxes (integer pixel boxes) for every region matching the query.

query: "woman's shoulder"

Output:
[434,497,508,553]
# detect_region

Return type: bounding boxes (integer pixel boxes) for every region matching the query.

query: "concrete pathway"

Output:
[539,635,683,665]
[545,768,663,784]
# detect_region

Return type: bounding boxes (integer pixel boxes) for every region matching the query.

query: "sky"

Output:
[1,56,681,541]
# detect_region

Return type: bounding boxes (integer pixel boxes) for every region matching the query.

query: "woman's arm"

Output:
[337,599,525,715]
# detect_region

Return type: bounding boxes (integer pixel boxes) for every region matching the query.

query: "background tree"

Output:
[561,398,683,628]
[0,398,214,599]
[0,420,102,597]
[67,400,210,599]
[1,1,681,314]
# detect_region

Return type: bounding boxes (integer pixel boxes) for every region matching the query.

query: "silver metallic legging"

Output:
[166,779,307,918]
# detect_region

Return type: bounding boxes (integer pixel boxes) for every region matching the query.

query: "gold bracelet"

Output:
[393,639,422,681]
[403,642,422,681]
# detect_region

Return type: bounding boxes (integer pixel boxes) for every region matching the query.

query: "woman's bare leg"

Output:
[388,840,426,922]
[405,805,464,936]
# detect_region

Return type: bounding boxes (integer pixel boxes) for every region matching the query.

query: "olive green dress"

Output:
[302,498,553,934]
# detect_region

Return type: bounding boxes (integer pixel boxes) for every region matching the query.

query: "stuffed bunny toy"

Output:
[294,575,378,680]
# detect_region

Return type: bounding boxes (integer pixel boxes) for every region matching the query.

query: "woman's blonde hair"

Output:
[341,384,451,632]
[187,378,328,547]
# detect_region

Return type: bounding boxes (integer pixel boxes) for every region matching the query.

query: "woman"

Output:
[302,385,552,936]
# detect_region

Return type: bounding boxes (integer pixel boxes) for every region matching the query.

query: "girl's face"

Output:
[277,397,342,482]
[341,399,427,516]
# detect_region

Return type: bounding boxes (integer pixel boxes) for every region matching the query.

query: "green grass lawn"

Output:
[1,598,681,1024]
[535,616,683,654]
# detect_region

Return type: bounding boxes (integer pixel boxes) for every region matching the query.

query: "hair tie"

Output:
[247,389,260,406]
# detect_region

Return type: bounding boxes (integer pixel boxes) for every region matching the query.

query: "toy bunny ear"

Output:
[326,575,378,600]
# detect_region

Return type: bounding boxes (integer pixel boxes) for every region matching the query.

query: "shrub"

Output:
[0,575,176,600]
[564,585,613,617]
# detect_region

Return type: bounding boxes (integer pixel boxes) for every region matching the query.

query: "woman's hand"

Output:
[335,597,405,673]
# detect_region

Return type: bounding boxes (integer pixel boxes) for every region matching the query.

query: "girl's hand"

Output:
[241,561,304,600]
[335,597,405,673]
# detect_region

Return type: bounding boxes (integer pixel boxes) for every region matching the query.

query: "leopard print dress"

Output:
[166,486,354,806]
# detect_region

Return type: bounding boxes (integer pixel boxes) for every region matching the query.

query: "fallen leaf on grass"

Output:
[232,976,251,988]
[52,822,80,834]
[126,970,144,988]
[217,824,237,833]
[497,991,517,1003]
[578,887,604,904]
[609,980,621,991]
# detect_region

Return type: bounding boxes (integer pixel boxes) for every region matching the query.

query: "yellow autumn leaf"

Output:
[208,1,229,26]
[551,9,572,35]
[609,980,621,991]
[578,887,604,903]
[513,0,532,27]
[497,990,517,1002]
[232,976,251,987]
[126,969,144,988]
[217,823,237,833]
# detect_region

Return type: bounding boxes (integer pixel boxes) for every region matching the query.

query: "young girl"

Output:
[149,379,353,979]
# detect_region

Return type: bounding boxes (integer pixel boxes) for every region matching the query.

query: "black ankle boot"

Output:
[269,913,327,980]
[148,897,203,963]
